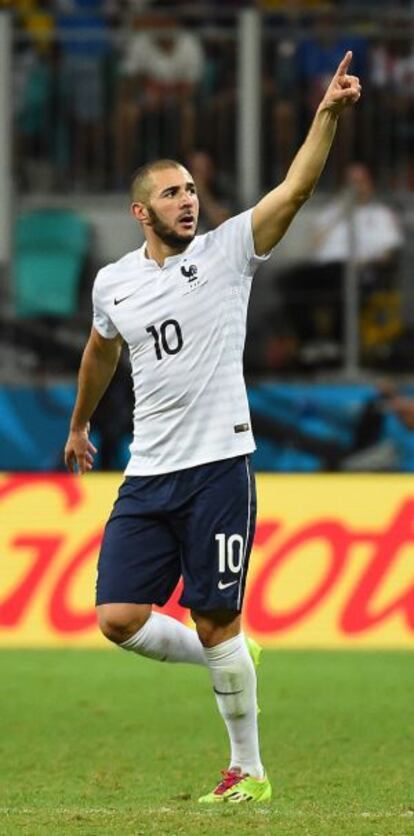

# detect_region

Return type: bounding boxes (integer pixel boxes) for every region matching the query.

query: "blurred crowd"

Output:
[3,1,414,470]
[7,0,414,192]
[4,1,413,376]
[260,161,406,373]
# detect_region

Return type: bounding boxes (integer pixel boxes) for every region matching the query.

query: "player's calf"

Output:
[191,608,241,648]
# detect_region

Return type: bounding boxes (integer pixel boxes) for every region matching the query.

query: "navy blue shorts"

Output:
[96,455,256,612]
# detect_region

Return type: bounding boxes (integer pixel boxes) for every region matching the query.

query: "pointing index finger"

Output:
[336,50,353,77]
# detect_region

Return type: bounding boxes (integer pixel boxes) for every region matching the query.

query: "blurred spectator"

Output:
[276,163,404,365]
[55,0,113,189]
[199,0,251,10]
[261,2,302,183]
[339,0,406,6]
[343,381,414,472]
[258,0,325,9]
[383,390,414,472]
[261,3,368,185]
[370,35,414,188]
[249,379,414,473]
[313,162,403,358]
[113,14,204,186]
[297,7,367,178]
[297,8,368,104]
[13,8,55,189]
[186,149,233,231]
[196,34,238,178]
[313,163,403,268]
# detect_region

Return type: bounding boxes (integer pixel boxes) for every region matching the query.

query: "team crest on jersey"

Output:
[181,264,198,281]
[180,262,208,294]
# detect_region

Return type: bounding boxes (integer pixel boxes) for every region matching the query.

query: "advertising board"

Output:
[1,473,413,648]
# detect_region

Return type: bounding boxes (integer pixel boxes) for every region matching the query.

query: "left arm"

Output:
[252,50,361,256]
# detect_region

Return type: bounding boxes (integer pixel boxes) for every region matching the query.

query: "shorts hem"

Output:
[179,596,243,613]
[95,596,169,608]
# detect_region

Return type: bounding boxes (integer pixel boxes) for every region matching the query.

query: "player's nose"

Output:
[181,187,197,204]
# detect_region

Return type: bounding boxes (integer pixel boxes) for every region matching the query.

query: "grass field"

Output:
[0,648,413,836]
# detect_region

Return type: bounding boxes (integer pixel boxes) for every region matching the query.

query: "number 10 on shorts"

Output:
[215,533,244,574]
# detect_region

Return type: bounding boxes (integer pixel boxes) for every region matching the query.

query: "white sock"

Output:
[120,612,206,665]
[203,633,264,779]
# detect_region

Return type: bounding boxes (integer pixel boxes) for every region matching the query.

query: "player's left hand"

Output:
[319,51,362,116]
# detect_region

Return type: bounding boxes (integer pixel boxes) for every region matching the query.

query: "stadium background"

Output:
[0,4,413,834]
[1,0,413,648]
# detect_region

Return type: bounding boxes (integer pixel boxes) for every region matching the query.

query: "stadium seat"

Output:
[13,209,90,317]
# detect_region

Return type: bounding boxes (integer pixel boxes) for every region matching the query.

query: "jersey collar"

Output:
[138,238,197,270]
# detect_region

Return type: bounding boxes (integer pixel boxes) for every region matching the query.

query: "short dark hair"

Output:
[130,159,184,204]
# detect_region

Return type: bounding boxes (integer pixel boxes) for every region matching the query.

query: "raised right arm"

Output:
[64,327,123,474]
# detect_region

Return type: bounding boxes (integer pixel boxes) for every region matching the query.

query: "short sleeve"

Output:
[92,279,119,339]
[209,208,272,278]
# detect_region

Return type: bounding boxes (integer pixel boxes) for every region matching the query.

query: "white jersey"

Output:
[92,209,270,475]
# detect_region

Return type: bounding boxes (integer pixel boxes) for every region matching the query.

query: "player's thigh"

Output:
[96,481,181,608]
[180,456,257,613]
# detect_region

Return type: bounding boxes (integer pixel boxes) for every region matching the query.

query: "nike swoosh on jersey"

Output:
[114,293,134,305]
[218,579,238,590]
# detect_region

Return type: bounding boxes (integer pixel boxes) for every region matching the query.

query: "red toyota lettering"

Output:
[341,500,414,633]
[246,520,350,633]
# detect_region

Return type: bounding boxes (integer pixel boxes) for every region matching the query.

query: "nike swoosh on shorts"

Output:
[218,579,238,590]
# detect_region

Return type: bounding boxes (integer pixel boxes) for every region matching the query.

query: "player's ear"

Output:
[131,201,149,225]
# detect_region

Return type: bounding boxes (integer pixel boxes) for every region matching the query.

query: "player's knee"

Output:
[97,604,151,645]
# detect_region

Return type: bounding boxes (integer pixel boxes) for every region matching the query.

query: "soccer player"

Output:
[64,52,360,803]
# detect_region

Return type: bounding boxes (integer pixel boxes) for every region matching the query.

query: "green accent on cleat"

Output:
[246,636,262,670]
[198,770,272,804]
[246,636,262,714]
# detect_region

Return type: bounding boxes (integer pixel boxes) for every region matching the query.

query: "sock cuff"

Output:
[120,614,153,650]
[203,632,245,664]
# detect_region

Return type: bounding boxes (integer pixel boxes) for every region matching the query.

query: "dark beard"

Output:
[147,206,197,249]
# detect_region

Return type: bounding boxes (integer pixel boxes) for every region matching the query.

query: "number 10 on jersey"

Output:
[215,533,244,574]
[146,319,183,360]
